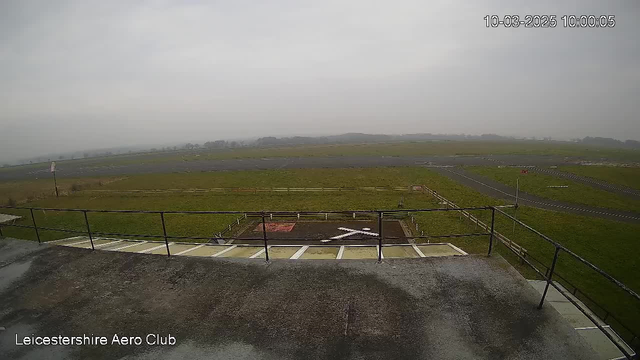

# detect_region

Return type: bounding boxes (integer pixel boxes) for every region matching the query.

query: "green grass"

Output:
[5,140,640,172]
[0,176,121,205]
[1,166,639,341]
[562,165,640,191]
[103,168,432,190]
[467,166,640,213]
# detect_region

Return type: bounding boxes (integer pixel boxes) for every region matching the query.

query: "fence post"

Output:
[83,210,95,250]
[261,212,269,261]
[538,247,561,309]
[378,211,383,262]
[30,208,41,244]
[160,212,170,257]
[0,223,3,238]
[487,207,495,256]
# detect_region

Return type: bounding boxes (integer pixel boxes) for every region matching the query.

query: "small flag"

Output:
[50,162,56,172]
[521,169,528,174]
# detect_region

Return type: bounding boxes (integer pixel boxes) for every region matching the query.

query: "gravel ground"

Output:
[0,237,597,360]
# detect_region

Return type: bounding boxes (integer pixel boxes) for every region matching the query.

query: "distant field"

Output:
[4,140,640,172]
[561,165,640,191]
[466,166,640,213]
[1,166,638,338]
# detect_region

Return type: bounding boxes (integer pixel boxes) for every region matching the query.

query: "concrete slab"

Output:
[0,244,599,360]
[54,237,90,245]
[180,245,227,257]
[72,239,116,249]
[528,280,634,359]
[577,328,629,359]
[217,246,263,258]
[299,246,339,259]
[417,244,462,257]
[383,246,419,258]
[100,240,139,250]
[255,246,301,259]
[148,243,197,255]
[118,242,164,253]
[341,246,378,259]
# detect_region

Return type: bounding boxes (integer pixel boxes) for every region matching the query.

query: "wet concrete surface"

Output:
[0,155,586,182]
[0,237,597,360]
[431,167,640,223]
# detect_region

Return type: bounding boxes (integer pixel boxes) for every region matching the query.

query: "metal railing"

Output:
[0,204,637,358]
[493,207,639,359]
[0,205,494,262]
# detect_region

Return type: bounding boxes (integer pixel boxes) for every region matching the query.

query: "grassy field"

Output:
[561,165,640,191]
[466,166,640,213]
[4,140,640,172]
[0,176,121,206]
[1,167,639,340]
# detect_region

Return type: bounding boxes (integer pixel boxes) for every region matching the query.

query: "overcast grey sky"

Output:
[1,0,639,162]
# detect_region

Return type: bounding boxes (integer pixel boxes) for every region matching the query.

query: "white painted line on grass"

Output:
[111,241,147,251]
[174,244,204,256]
[447,243,468,255]
[412,244,426,258]
[290,246,309,259]
[139,243,172,254]
[211,245,237,257]
[337,246,345,259]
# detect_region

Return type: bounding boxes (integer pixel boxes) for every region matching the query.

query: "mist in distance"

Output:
[1,0,639,163]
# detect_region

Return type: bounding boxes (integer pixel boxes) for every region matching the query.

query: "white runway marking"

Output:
[174,244,204,256]
[95,240,123,248]
[211,245,237,257]
[323,227,379,242]
[139,243,172,254]
[250,247,269,258]
[290,246,309,259]
[111,241,147,251]
[412,244,426,258]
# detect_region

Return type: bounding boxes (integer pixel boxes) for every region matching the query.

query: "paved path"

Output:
[531,167,640,199]
[430,167,640,224]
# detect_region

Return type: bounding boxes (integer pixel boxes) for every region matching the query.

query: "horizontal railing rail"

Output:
[0,203,636,357]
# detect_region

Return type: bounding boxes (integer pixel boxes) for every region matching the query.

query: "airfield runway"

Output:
[0,154,585,181]
[430,167,640,224]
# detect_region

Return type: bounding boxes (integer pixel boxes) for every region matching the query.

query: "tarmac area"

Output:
[0,237,598,360]
[235,220,407,245]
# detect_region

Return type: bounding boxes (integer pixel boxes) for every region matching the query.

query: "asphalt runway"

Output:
[430,167,640,224]
[0,154,586,181]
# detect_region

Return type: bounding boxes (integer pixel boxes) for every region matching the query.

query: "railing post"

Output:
[538,247,561,309]
[261,212,269,261]
[378,211,383,262]
[83,210,94,250]
[30,208,41,244]
[160,212,170,257]
[0,223,3,238]
[487,207,495,256]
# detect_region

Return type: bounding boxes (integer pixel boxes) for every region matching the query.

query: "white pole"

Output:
[513,177,519,235]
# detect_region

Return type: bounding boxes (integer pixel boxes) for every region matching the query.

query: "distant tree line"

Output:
[576,137,640,149]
